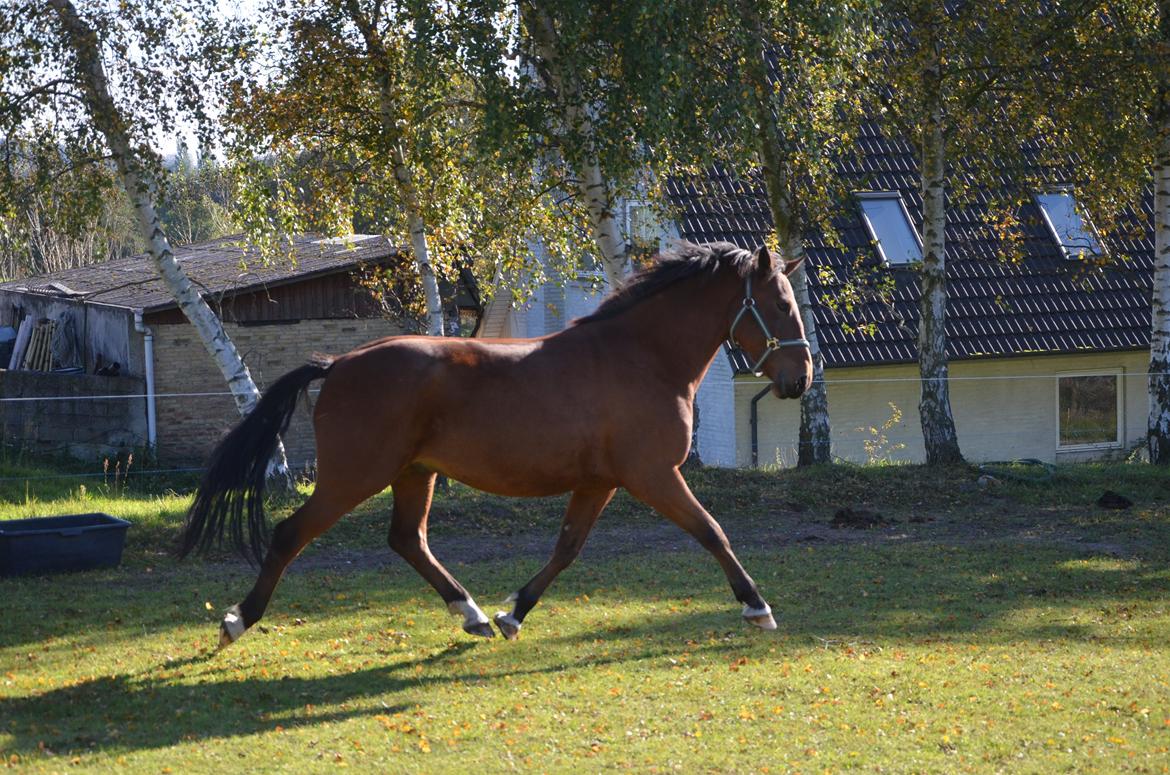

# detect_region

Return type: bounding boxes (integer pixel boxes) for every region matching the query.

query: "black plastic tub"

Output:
[0,513,130,576]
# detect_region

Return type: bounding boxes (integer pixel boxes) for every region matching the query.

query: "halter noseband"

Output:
[727,273,811,376]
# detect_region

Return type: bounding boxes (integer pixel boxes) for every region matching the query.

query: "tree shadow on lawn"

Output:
[0,643,455,757]
[4,537,1163,654]
[535,542,1170,647]
[0,633,703,759]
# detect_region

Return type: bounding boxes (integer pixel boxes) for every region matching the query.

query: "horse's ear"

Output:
[755,245,773,274]
[783,255,805,276]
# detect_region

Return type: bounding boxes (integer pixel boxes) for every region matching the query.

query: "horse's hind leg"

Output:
[388,465,494,638]
[627,468,775,630]
[494,487,615,640]
[221,485,363,648]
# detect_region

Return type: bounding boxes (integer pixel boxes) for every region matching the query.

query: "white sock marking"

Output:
[448,598,490,627]
[742,602,777,630]
[220,605,246,646]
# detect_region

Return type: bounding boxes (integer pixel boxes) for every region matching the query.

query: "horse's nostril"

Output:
[796,375,808,393]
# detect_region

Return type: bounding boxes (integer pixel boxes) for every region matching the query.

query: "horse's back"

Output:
[312,333,621,496]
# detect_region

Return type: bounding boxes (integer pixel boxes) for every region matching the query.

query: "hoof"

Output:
[493,612,521,640]
[742,603,777,631]
[219,605,246,649]
[448,598,492,638]
[463,621,496,639]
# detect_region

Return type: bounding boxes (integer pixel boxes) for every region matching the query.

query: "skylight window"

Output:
[856,193,922,265]
[1035,191,1104,259]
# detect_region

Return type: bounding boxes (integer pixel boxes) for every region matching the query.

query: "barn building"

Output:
[0,234,463,466]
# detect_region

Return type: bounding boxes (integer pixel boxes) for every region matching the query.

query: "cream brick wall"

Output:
[150,318,405,467]
[736,351,1151,467]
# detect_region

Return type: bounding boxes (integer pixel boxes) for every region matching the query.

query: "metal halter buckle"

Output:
[727,274,810,376]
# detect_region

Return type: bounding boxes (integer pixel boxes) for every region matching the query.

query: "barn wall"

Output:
[145,271,385,326]
[150,318,406,466]
[0,370,146,460]
[736,351,1151,467]
[0,292,134,376]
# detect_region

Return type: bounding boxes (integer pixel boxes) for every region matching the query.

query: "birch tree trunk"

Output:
[744,10,832,465]
[348,2,445,336]
[50,0,290,477]
[390,143,444,336]
[916,49,963,466]
[519,2,626,288]
[786,237,832,466]
[1148,0,1170,463]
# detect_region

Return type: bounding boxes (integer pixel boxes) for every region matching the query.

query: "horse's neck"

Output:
[593,272,738,391]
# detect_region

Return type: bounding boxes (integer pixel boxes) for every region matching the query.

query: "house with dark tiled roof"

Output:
[480,123,1154,466]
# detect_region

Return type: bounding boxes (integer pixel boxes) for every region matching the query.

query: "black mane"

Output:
[573,241,762,326]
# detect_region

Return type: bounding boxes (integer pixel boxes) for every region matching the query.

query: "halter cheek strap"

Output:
[727,274,811,376]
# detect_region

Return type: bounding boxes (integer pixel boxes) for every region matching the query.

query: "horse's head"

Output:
[727,246,814,399]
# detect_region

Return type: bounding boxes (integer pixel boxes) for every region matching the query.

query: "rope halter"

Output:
[726,273,811,376]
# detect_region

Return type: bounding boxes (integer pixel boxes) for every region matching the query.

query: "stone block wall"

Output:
[0,370,146,461]
[150,318,405,467]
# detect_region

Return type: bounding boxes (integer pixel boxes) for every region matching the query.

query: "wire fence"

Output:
[0,369,1158,487]
[0,371,1165,402]
[0,467,205,484]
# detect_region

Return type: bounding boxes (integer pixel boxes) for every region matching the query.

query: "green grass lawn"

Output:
[2,461,1169,772]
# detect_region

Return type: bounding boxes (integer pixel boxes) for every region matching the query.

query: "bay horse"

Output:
[180,241,812,647]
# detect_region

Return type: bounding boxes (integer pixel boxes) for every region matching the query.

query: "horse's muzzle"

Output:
[772,374,808,399]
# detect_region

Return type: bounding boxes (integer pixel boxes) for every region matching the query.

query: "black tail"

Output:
[179,359,332,563]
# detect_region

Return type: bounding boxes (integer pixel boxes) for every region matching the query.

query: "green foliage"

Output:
[156,151,237,247]
[859,401,908,464]
[1028,2,1164,238]
[0,2,246,272]
[226,1,594,309]
[867,0,1158,256]
[605,0,879,247]
[0,161,140,279]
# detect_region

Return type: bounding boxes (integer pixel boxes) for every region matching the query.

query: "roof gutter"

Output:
[133,310,157,450]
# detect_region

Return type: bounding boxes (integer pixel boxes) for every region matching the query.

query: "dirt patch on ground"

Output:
[273,492,1146,577]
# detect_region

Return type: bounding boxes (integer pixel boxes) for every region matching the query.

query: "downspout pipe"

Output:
[133,310,157,450]
[749,385,771,468]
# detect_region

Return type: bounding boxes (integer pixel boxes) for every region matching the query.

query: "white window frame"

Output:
[1054,368,1124,451]
[855,191,923,266]
[574,198,660,283]
[1035,188,1106,260]
[624,198,664,252]
[574,264,606,283]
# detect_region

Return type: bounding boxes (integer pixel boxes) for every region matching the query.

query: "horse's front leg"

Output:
[626,468,775,630]
[493,487,615,640]
[388,465,494,638]
[224,485,357,648]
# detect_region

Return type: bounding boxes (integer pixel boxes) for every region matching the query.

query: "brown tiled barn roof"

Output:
[665,124,1153,368]
[0,234,399,313]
